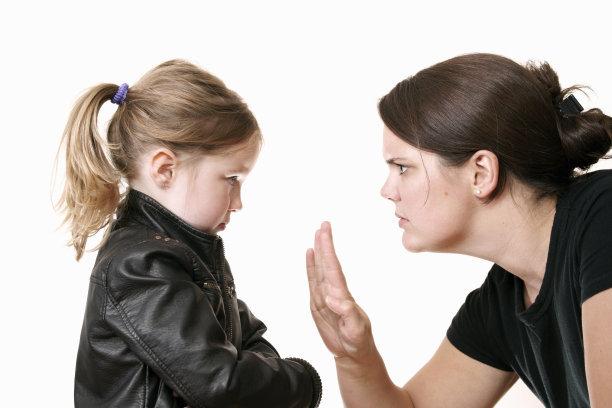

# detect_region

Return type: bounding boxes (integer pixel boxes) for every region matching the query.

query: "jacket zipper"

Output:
[215,237,234,342]
[201,281,219,290]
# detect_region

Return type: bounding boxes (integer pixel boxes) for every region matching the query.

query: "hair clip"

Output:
[558,94,583,117]
[111,83,129,105]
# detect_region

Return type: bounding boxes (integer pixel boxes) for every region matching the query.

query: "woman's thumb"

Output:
[326,296,357,317]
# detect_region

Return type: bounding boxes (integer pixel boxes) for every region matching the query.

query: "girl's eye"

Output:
[227,176,239,185]
[397,164,408,175]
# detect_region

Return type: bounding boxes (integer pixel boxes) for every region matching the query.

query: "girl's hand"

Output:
[306,222,375,362]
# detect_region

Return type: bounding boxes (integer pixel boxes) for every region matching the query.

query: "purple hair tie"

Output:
[111,83,129,105]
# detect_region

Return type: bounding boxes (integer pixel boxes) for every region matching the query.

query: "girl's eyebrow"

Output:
[228,165,250,174]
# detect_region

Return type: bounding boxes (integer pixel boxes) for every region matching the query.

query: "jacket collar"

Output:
[116,188,223,265]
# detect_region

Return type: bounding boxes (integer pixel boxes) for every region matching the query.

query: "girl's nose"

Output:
[229,187,243,211]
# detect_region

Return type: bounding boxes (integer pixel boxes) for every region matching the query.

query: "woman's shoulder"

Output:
[463,264,515,306]
[561,169,612,209]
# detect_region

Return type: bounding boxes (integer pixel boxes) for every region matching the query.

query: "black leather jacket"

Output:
[75,189,322,408]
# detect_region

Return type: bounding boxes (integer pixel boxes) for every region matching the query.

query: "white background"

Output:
[2,1,610,406]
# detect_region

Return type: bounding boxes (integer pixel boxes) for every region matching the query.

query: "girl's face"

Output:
[380,126,476,253]
[167,140,261,234]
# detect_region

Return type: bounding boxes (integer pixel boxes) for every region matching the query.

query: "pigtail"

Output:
[56,83,123,260]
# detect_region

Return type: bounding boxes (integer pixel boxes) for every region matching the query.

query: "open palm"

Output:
[306,222,374,360]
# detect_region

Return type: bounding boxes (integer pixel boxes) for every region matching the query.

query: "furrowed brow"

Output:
[385,157,408,164]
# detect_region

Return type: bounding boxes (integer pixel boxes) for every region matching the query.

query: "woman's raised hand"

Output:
[306,222,374,361]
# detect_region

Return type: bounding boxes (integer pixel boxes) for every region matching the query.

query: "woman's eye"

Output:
[397,164,408,175]
[227,176,239,185]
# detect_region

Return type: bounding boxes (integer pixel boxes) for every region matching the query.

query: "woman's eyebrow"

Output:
[385,157,409,164]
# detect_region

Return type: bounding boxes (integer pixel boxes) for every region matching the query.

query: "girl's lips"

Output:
[217,223,226,231]
[398,217,409,227]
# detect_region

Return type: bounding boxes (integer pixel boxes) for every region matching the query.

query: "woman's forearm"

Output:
[335,351,414,408]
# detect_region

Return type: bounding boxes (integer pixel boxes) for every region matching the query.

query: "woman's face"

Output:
[380,126,476,253]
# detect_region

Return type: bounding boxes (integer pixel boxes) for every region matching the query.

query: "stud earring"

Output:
[473,188,481,195]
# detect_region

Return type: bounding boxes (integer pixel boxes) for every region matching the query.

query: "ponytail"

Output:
[56,84,123,260]
[55,60,261,261]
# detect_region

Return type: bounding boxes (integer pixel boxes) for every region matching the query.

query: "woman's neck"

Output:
[458,192,558,300]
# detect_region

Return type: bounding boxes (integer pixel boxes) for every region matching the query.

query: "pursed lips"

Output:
[395,212,409,221]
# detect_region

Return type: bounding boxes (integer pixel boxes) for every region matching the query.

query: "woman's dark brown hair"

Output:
[378,53,612,204]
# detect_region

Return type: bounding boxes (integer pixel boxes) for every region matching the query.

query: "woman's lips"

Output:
[395,213,409,227]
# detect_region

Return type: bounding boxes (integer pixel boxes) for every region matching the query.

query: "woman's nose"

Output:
[380,178,399,202]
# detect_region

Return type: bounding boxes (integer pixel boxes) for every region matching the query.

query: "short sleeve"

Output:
[579,187,612,304]
[446,273,513,372]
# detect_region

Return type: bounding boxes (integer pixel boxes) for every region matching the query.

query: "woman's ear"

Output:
[469,150,499,198]
[148,148,178,190]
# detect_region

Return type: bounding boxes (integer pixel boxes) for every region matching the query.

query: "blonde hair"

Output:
[55,59,260,260]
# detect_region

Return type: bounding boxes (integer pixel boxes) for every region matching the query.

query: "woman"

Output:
[306,53,612,407]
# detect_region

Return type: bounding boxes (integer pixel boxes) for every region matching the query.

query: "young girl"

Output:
[307,53,612,407]
[58,59,322,408]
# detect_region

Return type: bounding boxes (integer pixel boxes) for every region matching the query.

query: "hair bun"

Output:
[526,61,612,171]
[557,107,612,170]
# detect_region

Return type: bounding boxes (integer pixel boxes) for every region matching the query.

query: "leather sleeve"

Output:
[237,298,281,358]
[103,240,318,408]
[237,300,322,407]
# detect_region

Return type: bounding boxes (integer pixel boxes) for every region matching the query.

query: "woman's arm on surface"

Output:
[307,222,518,407]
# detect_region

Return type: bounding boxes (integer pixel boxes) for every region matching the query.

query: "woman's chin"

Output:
[402,231,425,253]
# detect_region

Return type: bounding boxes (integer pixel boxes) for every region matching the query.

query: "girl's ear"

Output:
[149,148,178,190]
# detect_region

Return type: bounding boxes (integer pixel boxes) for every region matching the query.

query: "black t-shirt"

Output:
[447,169,612,408]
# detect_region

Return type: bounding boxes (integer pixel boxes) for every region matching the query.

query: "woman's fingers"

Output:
[325,295,372,355]
[308,222,350,308]
[306,247,325,309]
[314,228,323,274]
[307,223,376,359]
[306,247,316,281]
[319,222,349,291]
[325,295,350,316]
[320,222,341,269]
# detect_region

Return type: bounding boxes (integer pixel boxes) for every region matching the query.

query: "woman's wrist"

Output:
[334,347,387,379]
[334,350,411,407]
